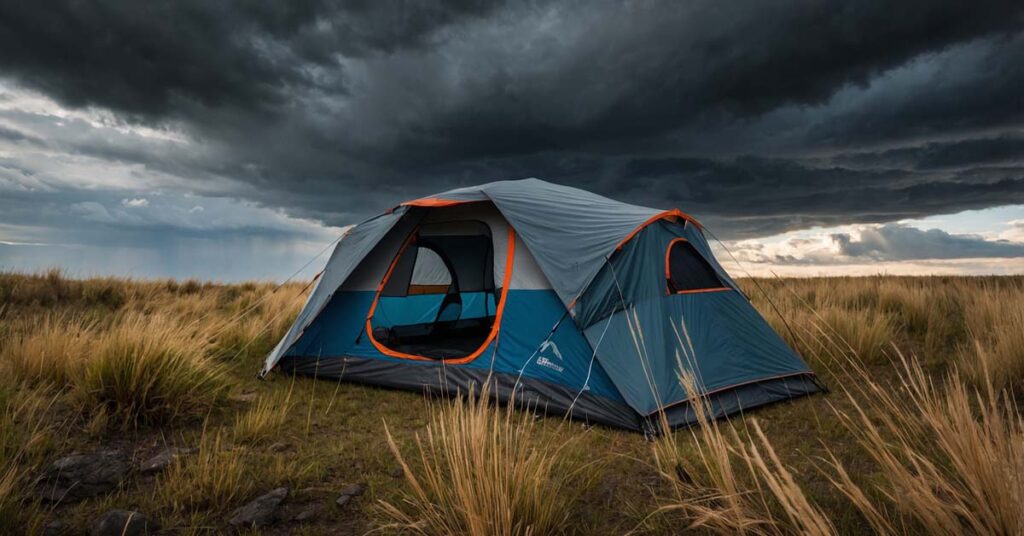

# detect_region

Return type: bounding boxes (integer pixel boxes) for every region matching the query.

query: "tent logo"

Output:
[536,341,564,373]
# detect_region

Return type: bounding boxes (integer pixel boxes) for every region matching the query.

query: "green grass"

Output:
[0,270,1022,534]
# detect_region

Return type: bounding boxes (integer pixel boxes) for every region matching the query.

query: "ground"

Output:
[0,271,1021,534]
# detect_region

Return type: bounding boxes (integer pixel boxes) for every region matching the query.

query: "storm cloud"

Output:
[1,0,1023,277]
[832,224,1024,260]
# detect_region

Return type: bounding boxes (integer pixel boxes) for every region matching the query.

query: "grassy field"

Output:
[0,270,1022,535]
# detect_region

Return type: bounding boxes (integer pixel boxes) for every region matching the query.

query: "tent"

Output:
[261,178,821,432]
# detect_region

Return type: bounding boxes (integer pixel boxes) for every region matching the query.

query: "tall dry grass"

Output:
[153,424,318,520]
[208,287,306,363]
[826,351,1024,535]
[379,384,589,536]
[0,385,59,534]
[742,276,989,366]
[649,363,1023,536]
[2,311,233,428]
[155,427,253,515]
[957,285,1024,398]
[0,268,130,309]
[649,284,1024,536]
[233,388,294,444]
[648,372,833,535]
[76,313,233,427]
[639,311,835,536]
[3,270,1023,534]
[0,314,95,386]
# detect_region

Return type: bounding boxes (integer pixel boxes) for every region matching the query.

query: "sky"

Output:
[0,0,1022,281]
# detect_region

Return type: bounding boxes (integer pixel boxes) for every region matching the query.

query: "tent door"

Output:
[366,220,513,363]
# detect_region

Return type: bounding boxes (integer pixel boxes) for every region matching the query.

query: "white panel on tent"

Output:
[409,247,451,286]
[509,232,550,290]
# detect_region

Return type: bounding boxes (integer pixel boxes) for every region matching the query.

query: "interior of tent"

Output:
[368,219,503,360]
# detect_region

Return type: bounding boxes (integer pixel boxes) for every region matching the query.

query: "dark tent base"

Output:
[276,355,823,434]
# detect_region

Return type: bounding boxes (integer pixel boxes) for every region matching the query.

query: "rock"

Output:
[91,510,158,536]
[339,484,364,496]
[42,520,67,536]
[268,442,291,453]
[291,502,324,522]
[228,487,289,528]
[230,391,258,403]
[139,447,195,475]
[39,449,130,503]
[389,466,404,478]
[335,484,364,507]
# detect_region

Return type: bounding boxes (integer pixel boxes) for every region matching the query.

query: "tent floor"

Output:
[384,320,493,360]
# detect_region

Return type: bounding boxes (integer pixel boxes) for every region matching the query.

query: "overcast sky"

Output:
[1,0,1022,280]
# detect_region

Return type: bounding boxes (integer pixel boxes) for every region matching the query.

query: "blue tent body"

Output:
[262,178,820,432]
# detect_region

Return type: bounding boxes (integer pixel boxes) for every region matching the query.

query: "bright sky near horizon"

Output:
[1,1,1022,281]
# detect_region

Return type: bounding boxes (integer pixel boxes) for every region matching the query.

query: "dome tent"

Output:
[261,178,821,432]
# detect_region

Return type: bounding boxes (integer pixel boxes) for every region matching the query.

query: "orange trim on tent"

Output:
[365,227,517,364]
[400,197,474,208]
[616,209,701,251]
[664,237,733,296]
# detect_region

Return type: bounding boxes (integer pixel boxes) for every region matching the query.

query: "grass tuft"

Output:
[0,386,58,535]
[826,350,1024,535]
[74,313,232,428]
[0,314,93,387]
[646,331,833,535]
[233,389,294,445]
[958,286,1024,397]
[155,427,253,515]
[379,383,587,536]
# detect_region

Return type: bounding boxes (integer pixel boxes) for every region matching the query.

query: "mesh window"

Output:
[666,239,727,293]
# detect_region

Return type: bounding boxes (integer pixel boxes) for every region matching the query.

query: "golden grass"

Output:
[233,389,294,445]
[2,271,1023,534]
[643,314,834,536]
[73,313,233,428]
[0,464,25,534]
[209,288,305,363]
[0,386,59,534]
[0,314,94,387]
[645,280,1024,536]
[958,285,1024,397]
[155,428,254,515]
[379,383,588,536]
[826,351,1024,535]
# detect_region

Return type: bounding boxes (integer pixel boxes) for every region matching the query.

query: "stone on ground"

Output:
[228,487,289,528]
[38,449,130,503]
[139,447,195,475]
[335,484,364,507]
[91,510,158,536]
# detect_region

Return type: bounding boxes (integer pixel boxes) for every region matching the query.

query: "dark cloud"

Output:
[0,0,497,117]
[831,135,1024,171]
[0,0,1023,245]
[831,224,1024,260]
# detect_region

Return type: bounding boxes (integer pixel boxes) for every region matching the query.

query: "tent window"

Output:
[665,239,730,294]
[408,247,451,294]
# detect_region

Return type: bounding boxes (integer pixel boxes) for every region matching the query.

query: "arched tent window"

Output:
[665,238,731,294]
[408,247,452,294]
